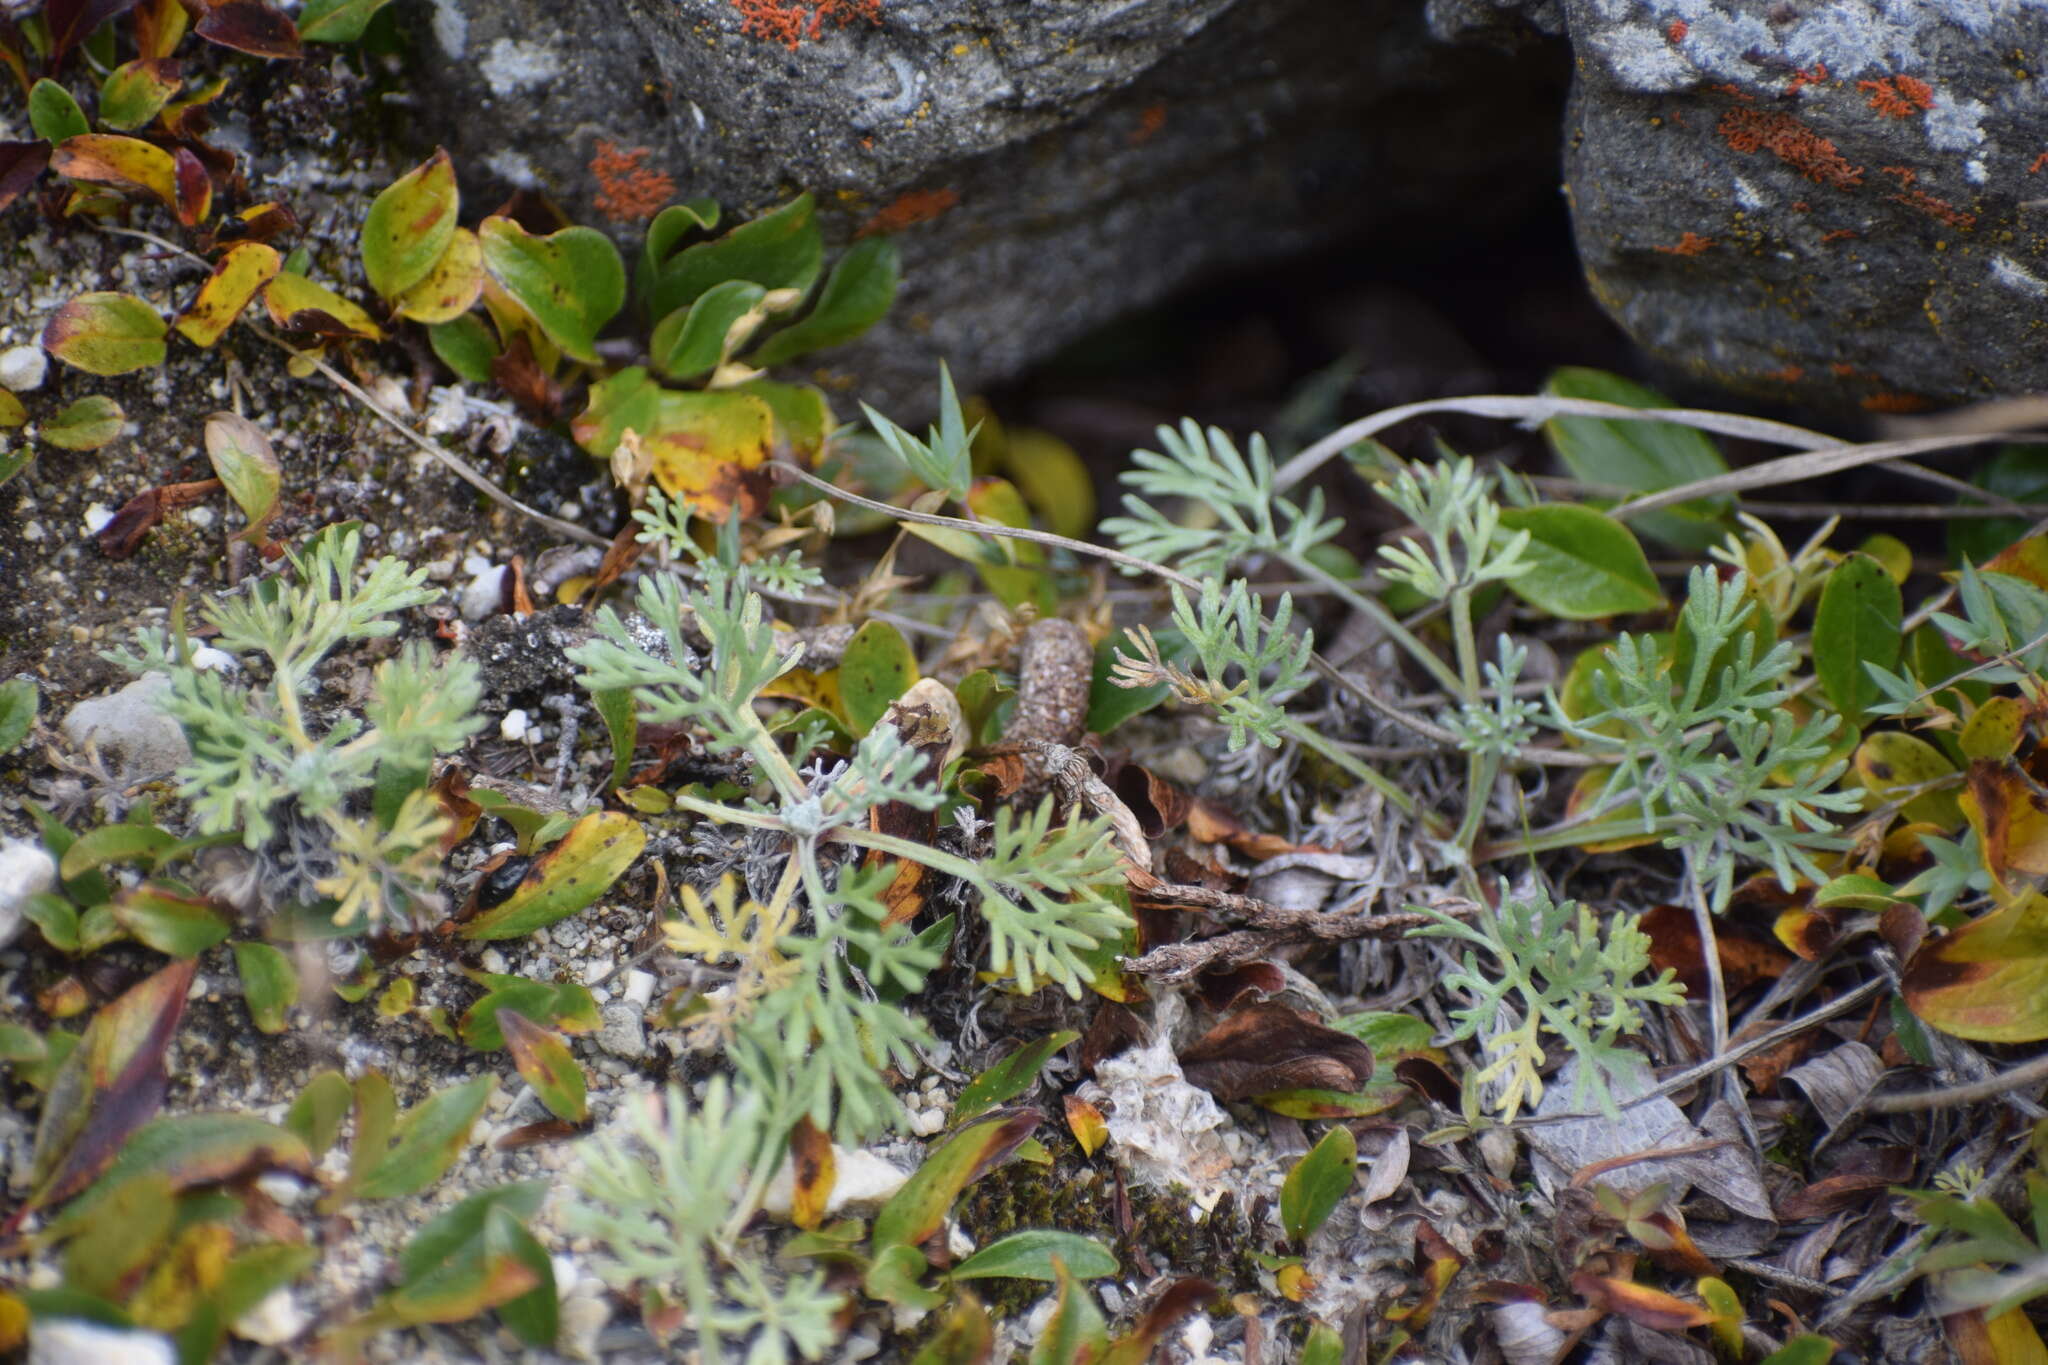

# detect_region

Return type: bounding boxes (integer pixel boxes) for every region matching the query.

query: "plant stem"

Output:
[1288,553,1467,697]
[1284,721,1423,821]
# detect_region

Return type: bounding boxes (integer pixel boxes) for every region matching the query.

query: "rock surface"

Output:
[60,672,192,781]
[405,0,1566,409]
[1521,0,2048,412]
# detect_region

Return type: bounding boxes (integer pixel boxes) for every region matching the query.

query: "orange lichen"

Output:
[1821,227,1859,242]
[1763,364,1805,383]
[2030,150,2048,174]
[1666,19,1688,42]
[731,0,881,51]
[1717,108,1863,189]
[1889,188,1975,229]
[1860,75,1934,118]
[1711,83,1756,101]
[857,187,958,237]
[1791,200,1811,212]
[1785,61,1829,94]
[1129,103,1167,147]
[1862,391,1933,413]
[589,141,675,223]
[1880,165,1918,186]
[1830,362,1859,377]
[1653,231,1715,256]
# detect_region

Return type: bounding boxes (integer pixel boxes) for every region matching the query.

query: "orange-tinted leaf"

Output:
[1385,1221,1465,1330]
[1640,902,1793,994]
[498,1009,587,1124]
[872,1112,1038,1253]
[194,0,301,58]
[42,291,167,376]
[133,0,188,59]
[1856,731,1963,830]
[572,367,775,516]
[176,242,281,347]
[1570,1271,1717,1331]
[21,958,195,1220]
[789,1115,835,1231]
[1098,1279,1218,1365]
[1064,1095,1108,1157]
[395,225,483,323]
[95,478,221,558]
[1982,535,2048,592]
[1961,758,2048,885]
[98,58,183,132]
[1179,1002,1376,1103]
[1902,890,2048,1042]
[263,271,383,340]
[50,133,176,208]
[1776,1146,1914,1219]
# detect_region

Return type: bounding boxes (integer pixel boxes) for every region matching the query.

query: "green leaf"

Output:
[26,895,81,953]
[910,1292,994,1365]
[0,676,39,754]
[863,1240,943,1311]
[646,193,821,323]
[98,59,182,131]
[1497,504,1664,619]
[1760,1336,1837,1365]
[953,1230,1117,1283]
[459,977,599,1050]
[1331,1011,1437,1061]
[478,216,624,364]
[649,279,766,381]
[749,236,900,367]
[361,149,460,302]
[41,292,168,376]
[952,1030,1078,1123]
[232,941,298,1033]
[1280,1124,1357,1243]
[299,0,397,42]
[1301,1321,1344,1365]
[1028,1258,1110,1365]
[355,1074,495,1200]
[429,313,498,383]
[839,620,919,738]
[50,1172,177,1300]
[1542,367,1732,550]
[0,446,31,490]
[1951,444,2048,566]
[0,390,25,428]
[591,687,637,790]
[60,1113,311,1221]
[461,810,645,940]
[58,823,177,880]
[365,1186,551,1336]
[1812,873,1907,912]
[285,1069,352,1157]
[205,411,282,534]
[29,79,90,144]
[498,1009,588,1123]
[873,1112,1038,1254]
[1812,551,1903,729]
[111,885,231,957]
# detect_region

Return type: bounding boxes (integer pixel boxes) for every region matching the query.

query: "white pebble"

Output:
[81,503,114,535]
[459,563,509,620]
[911,1107,946,1136]
[188,646,237,674]
[29,1320,175,1365]
[0,344,47,393]
[0,837,58,951]
[623,969,657,1007]
[500,708,532,743]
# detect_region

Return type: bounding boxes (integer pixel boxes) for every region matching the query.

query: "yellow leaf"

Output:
[263,272,384,341]
[395,226,484,324]
[175,242,281,347]
[1903,891,2048,1042]
[1855,731,1963,830]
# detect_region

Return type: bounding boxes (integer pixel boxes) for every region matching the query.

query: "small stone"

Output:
[81,503,114,535]
[558,1288,611,1361]
[911,1106,946,1136]
[761,1145,909,1219]
[478,947,509,974]
[62,672,191,780]
[0,837,56,951]
[188,646,237,674]
[460,563,509,621]
[500,708,532,742]
[0,344,46,393]
[622,969,656,1007]
[29,1320,176,1365]
[595,1000,648,1060]
[230,1287,308,1346]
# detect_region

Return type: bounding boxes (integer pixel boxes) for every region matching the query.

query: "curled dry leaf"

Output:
[97,478,223,559]
[1178,1001,1376,1103]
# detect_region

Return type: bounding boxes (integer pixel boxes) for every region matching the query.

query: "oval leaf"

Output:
[30,80,91,144]
[205,411,282,532]
[50,133,178,210]
[1280,1124,1357,1243]
[1498,504,1664,619]
[99,59,183,132]
[954,1230,1118,1283]
[299,0,396,43]
[478,216,623,365]
[362,149,459,302]
[650,279,766,381]
[953,1030,1078,1123]
[873,1112,1038,1254]
[1812,552,1902,729]
[646,193,821,322]
[112,886,231,957]
[262,271,384,340]
[1542,367,1732,550]
[497,1010,587,1123]
[40,395,125,451]
[1903,891,2048,1042]
[232,941,299,1034]
[43,293,168,376]
[841,620,920,738]
[395,225,483,324]
[461,811,645,940]
[355,1074,495,1200]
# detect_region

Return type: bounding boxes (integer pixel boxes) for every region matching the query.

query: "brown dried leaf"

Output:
[1179,1002,1375,1103]
[1775,1145,1914,1219]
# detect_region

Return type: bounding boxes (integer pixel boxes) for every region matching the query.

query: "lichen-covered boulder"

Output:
[1536,0,2048,412]
[404,0,1565,408]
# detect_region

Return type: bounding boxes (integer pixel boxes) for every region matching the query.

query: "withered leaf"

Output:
[1179,1002,1375,1102]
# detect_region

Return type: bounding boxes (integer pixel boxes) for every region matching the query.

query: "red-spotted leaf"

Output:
[98,58,182,131]
[262,271,383,340]
[395,226,483,324]
[459,811,644,940]
[478,215,623,365]
[176,242,280,348]
[1903,890,2048,1042]
[361,149,459,302]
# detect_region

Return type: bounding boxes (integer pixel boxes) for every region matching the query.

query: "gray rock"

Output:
[1544,0,2048,411]
[61,672,191,781]
[0,836,56,951]
[405,0,1564,410]
[597,999,650,1060]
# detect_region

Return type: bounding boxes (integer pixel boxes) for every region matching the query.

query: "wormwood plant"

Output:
[1415,887,1685,1121]
[568,497,1130,1143]
[109,526,483,925]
